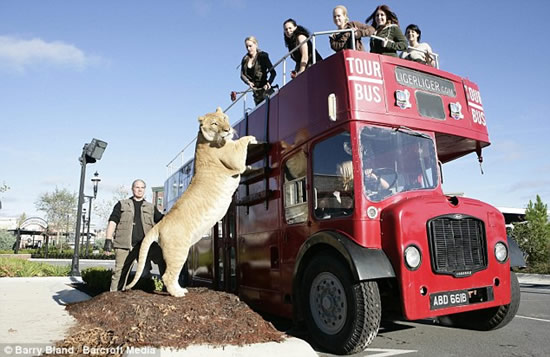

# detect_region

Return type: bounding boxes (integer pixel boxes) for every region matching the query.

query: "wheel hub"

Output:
[310,272,347,334]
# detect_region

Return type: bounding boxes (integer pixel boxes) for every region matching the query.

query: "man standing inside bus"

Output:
[103,179,165,291]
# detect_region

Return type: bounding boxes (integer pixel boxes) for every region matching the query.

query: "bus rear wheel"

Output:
[302,253,381,355]
[441,272,520,330]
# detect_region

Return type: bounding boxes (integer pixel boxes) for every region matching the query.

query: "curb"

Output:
[516,273,550,286]
[123,338,317,357]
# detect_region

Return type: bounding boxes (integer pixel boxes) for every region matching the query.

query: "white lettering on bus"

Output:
[354,83,382,103]
[471,108,486,126]
[395,71,451,95]
[346,57,382,78]
[465,85,483,106]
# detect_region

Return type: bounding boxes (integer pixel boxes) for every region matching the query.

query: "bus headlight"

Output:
[494,241,508,263]
[404,245,422,270]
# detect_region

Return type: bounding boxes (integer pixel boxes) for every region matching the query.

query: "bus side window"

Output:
[283,150,308,224]
[312,132,354,219]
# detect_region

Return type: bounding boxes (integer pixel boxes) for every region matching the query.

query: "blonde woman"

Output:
[240,36,276,105]
[330,5,375,52]
[366,4,407,57]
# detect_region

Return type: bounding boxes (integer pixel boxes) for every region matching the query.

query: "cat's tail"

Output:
[123,225,160,291]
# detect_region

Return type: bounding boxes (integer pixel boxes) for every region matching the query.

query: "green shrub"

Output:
[80,267,164,293]
[0,230,16,250]
[81,267,112,292]
[31,251,114,259]
[0,257,70,277]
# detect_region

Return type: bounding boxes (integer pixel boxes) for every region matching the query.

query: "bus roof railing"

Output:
[166,29,440,176]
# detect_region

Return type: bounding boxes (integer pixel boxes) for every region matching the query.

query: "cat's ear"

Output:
[216,107,223,114]
[198,115,205,123]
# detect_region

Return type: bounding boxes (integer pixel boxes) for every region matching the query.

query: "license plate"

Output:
[430,289,469,310]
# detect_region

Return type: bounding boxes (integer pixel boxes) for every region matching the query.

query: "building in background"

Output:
[151,186,164,213]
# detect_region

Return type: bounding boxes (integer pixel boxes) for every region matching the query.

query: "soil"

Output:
[45,288,286,356]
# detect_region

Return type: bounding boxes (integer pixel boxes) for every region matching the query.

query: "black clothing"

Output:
[284,25,322,72]
[240,51,276,105]
[108,198,164,246]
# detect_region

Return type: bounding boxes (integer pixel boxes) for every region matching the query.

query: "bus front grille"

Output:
[427,215,487,277]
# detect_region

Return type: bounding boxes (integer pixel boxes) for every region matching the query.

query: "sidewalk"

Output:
[516,273,550,285]
[0,277,317,357]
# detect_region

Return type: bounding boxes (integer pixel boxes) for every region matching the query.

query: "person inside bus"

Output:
[362,143,391,199]
[364,167,390,192]
[283,19,322,77]
[240,36,276,105]
[366,4,407,57]
[330,5,375,52]
[400,24,435,67]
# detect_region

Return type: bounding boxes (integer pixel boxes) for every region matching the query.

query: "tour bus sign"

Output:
[395,67,456,97]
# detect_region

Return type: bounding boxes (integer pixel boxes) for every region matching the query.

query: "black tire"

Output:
[302,253,381,354]
[442,272,520,330]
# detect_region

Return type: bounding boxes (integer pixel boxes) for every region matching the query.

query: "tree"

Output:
[35,187,78,234]
[512,195,550,267]
[0,182,9,193]
[17,212,27,228]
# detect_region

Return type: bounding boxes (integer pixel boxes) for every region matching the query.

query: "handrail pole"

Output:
[312,35,316,65]
[351,30,356,50]
[283,59,287,85]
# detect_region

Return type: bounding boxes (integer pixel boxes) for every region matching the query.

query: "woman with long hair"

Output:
[366,4,407,57]
[330,5,375,52]
[283,19,322,77]
[240,36,276,105]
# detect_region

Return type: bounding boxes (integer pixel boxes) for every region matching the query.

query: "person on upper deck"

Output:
[330,5,375,52]
[366,4,407,57]
[283,19,322,77]
[400,24,436,67]
[240,36,276,105]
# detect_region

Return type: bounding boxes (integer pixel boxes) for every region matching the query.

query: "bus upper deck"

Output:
[234,49,488,164]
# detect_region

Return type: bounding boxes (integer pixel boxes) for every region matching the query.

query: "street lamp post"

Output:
[70,139,107,277]
[85,172,101,256]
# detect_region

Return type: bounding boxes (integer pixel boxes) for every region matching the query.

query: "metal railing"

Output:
[166,28,440,176]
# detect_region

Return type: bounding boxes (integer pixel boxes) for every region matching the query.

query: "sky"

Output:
[1,0,549,225]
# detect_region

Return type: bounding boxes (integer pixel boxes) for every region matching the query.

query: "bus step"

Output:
[240,167,270,185]
[236,190,275,206]
[246,142,270,165]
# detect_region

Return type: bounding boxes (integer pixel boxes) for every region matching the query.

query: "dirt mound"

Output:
[46,288,285,356]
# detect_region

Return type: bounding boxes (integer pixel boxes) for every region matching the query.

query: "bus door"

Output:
[213,202,238,293]
[282,149,310,276]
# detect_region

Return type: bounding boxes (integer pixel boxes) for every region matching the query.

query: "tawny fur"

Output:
[124,107,256,296]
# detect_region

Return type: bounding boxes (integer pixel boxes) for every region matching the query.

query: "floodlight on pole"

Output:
[70,139,108,276]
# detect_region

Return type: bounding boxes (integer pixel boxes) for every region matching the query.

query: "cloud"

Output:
[192,1,213,16]
[222,0,246,8]
[508,179,550,193]
[0,35,103,73]
[491,139,523,161]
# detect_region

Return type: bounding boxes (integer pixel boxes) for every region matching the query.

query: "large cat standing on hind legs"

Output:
[124,107,257,297]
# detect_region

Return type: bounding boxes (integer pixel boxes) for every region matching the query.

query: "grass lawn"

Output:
[0,257,71,277]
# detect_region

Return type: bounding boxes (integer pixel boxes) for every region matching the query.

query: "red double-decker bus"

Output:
[164,48,522,354]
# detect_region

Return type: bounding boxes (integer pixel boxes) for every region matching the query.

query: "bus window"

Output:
[283,150,308,224]
[312,132,354,219]
[360,125,438,202]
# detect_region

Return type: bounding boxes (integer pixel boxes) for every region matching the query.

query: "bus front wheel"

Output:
[302,253,381,354]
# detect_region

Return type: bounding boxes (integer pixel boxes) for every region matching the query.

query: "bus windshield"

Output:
[360,125,438,202]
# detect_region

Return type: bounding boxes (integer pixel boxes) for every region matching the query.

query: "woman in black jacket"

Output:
[240,36,276,105]
[283,19,322,77]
